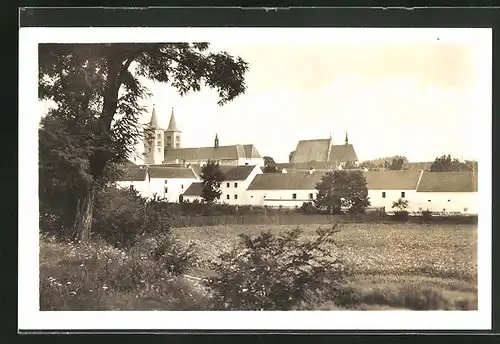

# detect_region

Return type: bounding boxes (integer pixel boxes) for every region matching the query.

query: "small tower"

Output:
[214,133,219,148]
[164,107,182,150]
[345,131,349,145]
[143,104,164,165]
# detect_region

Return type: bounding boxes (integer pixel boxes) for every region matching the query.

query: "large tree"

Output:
[314,170,370,214]
[263,156,279,173]
[430,154,471,172]
[200,160,225,203]
[39,43,249,241]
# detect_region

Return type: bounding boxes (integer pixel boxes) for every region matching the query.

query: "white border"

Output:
[19,27,492,331]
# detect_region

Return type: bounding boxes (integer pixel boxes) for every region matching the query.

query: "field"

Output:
[177,222,478,310]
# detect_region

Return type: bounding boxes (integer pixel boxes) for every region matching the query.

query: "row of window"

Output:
[156,133,181,140]
[226,182,238,188]
[382,191,405,199]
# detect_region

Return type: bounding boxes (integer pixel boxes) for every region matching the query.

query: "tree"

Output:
[314,170,370,214]
[263,156,279,173]
[389,157,405,170]
[430,154,471,172]
[200,160,225,203]
[39,43,249,241]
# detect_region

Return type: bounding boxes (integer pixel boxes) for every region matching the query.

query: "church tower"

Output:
[143,105,164,165]
[345,131,349,145]
[214,133,219,148]
[164,107,182,150]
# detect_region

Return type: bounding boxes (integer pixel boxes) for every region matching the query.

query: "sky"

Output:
[136,38,487,164]
[38,29,490,164]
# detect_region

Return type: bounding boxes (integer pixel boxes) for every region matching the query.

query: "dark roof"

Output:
[149,105,160,129]
[183,182,203,196]
[148,166,197,179]
[165,145,246,162]
[166,107,180,132]
[328,144,358,163]
[291,139,330,164]
[247,171,324,190]
[188,164,256,181]
[119,166,147,182]
[417,172,478,192]
[364,170,422,190]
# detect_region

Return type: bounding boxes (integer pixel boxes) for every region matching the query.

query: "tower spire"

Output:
[149,104,159,128]
[345,131,349,145]
[214,133,219,148]
[166,106,179,132]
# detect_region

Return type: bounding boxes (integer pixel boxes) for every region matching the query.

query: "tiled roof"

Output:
[407,161,432,171]
[149,105,160,129]
[291,139,330,164]
[183,182,203,196]
[218,165,256,181]
[247,171,324,190]
[164,145,246,162]
[416,172,478,192]
[328,144,358,163]
[119,166,147,182]
[148,166,197,179]
[364,170,422,190]
[277,161,336,170]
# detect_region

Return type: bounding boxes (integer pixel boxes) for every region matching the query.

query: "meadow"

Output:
[178,222,478,310]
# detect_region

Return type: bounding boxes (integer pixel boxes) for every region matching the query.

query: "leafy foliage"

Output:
[203,223,348,310]
[392,198,410,221]
[314,170,371,214]
[262,156,279,173]
[359,155,409,171]
[200,160,225,203]
[430,154,472,172]
[38,43,249,240]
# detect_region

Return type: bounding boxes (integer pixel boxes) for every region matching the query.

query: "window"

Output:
[292,193,297,200]
[157,133,161,139]
[401,192,405,198]
[226,182,230,188]
[148,148,151,153]
[176,135,180,141]
[176,144,180,148]
[157,140,162,146]
[157,148,161,153]
[164,180,168,184]
[226,194,230,200]
[448,199,451,202]
[245,163,249,165]
[234,183,238,188]
[181,184,184,189]
[309,193,314,200]
[129,185,134,191]
[234,194,238,200]
[428,200,431,202]
[166,135,171,140]
[164,187,168,194]
[166,143,171,148]
[382,192,386,198]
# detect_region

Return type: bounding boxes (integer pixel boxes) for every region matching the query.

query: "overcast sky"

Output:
[136,38,487,164]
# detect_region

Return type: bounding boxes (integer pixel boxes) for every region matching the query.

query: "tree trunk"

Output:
[74,181,96,242]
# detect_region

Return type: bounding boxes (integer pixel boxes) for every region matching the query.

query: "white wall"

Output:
[411,192,478,215]
[115,180,150,198]
[246,189,317,208]
[367,189,417,212]
[238,157,265,167]
[149,177,198,202]
[218,166,262,205]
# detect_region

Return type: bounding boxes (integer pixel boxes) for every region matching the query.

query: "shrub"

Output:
[300,201,318,214]
[202,223,348,310]
[393,211,409,222]
[421,210,433,223]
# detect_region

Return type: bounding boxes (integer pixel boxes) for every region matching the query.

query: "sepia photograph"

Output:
[19,25,491,331]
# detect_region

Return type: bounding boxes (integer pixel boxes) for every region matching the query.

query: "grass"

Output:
[176,223,477,310]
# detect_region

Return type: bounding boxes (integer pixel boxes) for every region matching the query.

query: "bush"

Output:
[393,211,409,222]
[421,210,433,223]
[300,201,318,214]
[202,223,348,310]
[39,234,201,311]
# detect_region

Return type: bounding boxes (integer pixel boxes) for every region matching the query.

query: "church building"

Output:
[142,105,264,167]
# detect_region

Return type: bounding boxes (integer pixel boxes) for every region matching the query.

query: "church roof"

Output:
[247,171,324,190]
[416,171,478,192]
[183,182,203,196]
[364,170,422,190]
[166,107,180,132]
[164,144,262,163]
[328,144,358,163]
[148,166,197,179]
[291,139,331,164]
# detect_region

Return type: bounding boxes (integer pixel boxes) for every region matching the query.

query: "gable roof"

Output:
[416,171,478,192]
[247,171,324,190]
[328,144,358,163]
[183,182,203,196]
[243,144,262,159]
[165,145,247,162]
[364,170,422,190]
[148,166,197,179]
[407,161,432,171]
[119,166,147,182]
[188,164,256,181]
[291,139,330,164]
